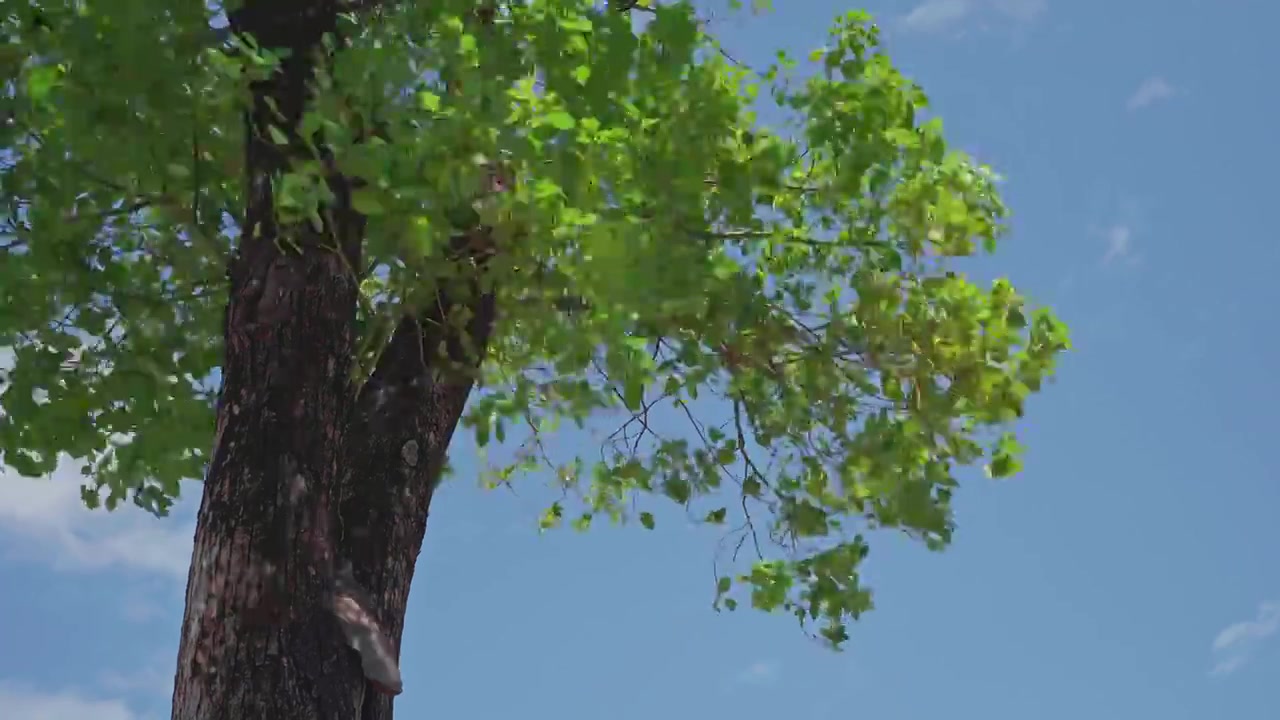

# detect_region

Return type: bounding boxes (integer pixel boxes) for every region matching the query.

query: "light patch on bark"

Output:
[288,473,308,503]
[399,440,419,468]
[332,576,403,695]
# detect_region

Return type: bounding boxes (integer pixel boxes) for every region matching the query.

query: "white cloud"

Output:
[0,344,195,578]
[0,460,194,578]
[0,684,140,720]
[1101,224,1133,266]
[735,660,779,685]
[118,591,173,624]
[901,0,972,33]
[989,0,1047,22]
[1127,76,1177,111]
[98,656,174,699]
[1210,602,1280,677]
[899,0,1045,33]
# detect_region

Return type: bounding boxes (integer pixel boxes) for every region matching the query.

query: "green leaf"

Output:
[418,91,441,112]
[351,189,386,216]
[543,110,576,130]
[558,16,594,33]
[986,432,1025,479]
[24,64,62,103]
[639,511,655,530]
[622,377,644,411]
[540,502,565,531]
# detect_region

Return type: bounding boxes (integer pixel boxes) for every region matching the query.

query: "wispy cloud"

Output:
[0,684,141,720]
[1210,602,1280,677]
[98,654,174,699]
[1101,224,1133,266]
[0,460,195,578]
[1126,76,1177,111]
[901,0,972,33]
[988,0,1048,23]
[118,588,177,624]
[735,661,779,685]
[0,345,195,578]
[899,0,1045,33]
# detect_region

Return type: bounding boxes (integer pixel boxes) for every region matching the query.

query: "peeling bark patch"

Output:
[399,440,419,468]
[281,462,401,695]
[289,473,308,504]
[373,382,392,405]
[332,568,403,696]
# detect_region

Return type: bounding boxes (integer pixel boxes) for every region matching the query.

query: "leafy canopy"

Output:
[0,0,1069,647]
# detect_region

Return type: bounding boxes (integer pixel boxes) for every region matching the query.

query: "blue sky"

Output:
[2,0,1278,718]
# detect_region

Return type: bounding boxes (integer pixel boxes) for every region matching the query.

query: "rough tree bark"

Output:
[171,2,495,719]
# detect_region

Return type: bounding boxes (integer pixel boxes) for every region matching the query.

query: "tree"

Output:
[0,1,1069,718]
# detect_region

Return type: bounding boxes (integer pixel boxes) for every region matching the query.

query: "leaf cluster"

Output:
[0,1,1069,645]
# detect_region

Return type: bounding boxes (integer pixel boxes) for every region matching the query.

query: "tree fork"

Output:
[335,232,498,720]
[170,0,498,717]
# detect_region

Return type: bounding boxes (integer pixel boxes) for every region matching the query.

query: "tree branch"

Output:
[330,226,498,708]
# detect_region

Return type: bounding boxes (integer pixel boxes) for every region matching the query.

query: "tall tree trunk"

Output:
[171,2,496,718]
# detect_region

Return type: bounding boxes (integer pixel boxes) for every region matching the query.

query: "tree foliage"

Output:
[0,0,1068,649]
